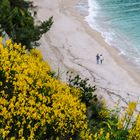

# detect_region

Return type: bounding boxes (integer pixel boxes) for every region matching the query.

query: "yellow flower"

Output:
[126,102,136,116]
[0,36,2,43]
[6,39,12,46]
[0,43,3,50]
[10,137,16,140]
[105,132,110,140]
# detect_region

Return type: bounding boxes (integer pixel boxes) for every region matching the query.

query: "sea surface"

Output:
[78,0,140,68]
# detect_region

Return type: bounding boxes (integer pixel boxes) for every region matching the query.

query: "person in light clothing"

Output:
[100,54,104,64]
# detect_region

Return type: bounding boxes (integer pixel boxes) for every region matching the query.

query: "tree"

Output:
[0,0,53,50]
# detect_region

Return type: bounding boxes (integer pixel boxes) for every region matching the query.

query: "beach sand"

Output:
[34,0,140,110]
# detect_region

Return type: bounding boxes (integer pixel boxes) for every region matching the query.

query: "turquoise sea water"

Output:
[84,0,140,67]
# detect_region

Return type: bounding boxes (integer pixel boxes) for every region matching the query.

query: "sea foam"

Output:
[83,0,140,67]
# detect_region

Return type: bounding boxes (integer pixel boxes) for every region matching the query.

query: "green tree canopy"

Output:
[0,0,53,49]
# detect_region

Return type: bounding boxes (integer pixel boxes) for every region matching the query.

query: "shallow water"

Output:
[84,0,140,68]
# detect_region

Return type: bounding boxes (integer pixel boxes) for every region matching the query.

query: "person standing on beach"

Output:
[100,54,104,64]
[96,53,100,64]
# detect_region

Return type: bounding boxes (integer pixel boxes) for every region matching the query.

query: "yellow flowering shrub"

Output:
[93,128,110,140]
[117,102,136,130]
[0,38,91,139]
[117,101,140,140]
[128,113,140,140]
[90,102,137,140]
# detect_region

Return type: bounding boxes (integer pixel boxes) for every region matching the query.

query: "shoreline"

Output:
[34,0,140,109]
[75,0,140,85]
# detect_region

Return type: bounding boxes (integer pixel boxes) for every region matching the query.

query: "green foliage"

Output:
[91,107,129,140]
[0,0,53,50]
[66,73,140,140]
[67,72,97,106]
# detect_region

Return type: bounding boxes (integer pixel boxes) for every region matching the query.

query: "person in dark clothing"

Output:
[96,53,100,64]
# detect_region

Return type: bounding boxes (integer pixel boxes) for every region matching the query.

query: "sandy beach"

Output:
[33,0,140,110]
